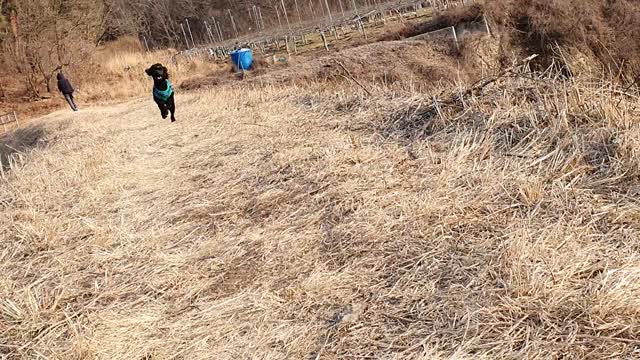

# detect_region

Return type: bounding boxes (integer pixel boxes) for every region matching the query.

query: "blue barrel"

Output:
[230,48,253,71]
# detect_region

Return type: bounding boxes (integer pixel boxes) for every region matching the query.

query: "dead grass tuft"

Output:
[485,0,640,77]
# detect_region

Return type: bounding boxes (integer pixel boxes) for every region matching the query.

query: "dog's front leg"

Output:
[154,98,169,119]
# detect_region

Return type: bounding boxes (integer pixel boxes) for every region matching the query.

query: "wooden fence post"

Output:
[308,0,315,18]
[483,15,491,36]
[215,19,224,41]
[252,6,261,31]
[204,21,214,44]
[324,0,334,24]
[275,5,283,28]
[338,0,346,19]
[351,0,359,17]
[451,26,458,47]
[186,19,196,48]
[281,0,292,31]
[359,19,367,39]
[228,9,239,38]
[208,25,216,44]
[143,36,150,52]
[180,23,190,49]
[294,0,303,23]
[320,30,329,51]
[258,6,265,30]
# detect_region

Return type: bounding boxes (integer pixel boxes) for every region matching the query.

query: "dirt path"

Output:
[2,87,360,359]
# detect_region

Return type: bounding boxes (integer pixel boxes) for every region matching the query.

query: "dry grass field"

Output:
[3,45,640,358]
[3,1,640,358]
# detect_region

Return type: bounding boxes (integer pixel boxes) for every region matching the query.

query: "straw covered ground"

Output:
[3,42,640,358]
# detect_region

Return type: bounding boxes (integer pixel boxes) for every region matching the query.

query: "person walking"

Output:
[57,72,78,111]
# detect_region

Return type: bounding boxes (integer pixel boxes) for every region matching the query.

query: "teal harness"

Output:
[153,80,173,102]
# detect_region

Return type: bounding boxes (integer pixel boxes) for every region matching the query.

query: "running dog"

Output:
[145,63,176,122]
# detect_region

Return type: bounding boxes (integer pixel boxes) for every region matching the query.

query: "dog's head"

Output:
[145,63,169,81]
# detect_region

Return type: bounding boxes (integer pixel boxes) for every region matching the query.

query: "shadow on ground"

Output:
[0,124,47,171]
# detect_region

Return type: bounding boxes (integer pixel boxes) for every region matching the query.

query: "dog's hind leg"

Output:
[160,104,169,119]
[168,95,176,122]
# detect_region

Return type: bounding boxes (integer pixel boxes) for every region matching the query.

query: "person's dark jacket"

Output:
[56,73,74,95]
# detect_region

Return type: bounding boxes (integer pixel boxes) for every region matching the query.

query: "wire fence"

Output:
[158,0,479,62]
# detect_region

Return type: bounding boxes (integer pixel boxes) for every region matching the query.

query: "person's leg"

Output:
[64,94,76,111]
[69,93,78,111]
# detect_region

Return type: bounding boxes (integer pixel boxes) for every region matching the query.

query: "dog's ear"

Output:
[162,65,170,80]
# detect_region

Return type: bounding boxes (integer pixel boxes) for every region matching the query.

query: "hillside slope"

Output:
[2,67,640,359]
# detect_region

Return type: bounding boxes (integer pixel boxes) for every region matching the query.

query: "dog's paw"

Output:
[171,118,176,123]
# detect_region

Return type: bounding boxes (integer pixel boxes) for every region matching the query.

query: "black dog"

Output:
[145,63,176,122]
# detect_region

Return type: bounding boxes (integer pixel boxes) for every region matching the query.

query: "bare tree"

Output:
[2,0,106,98]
